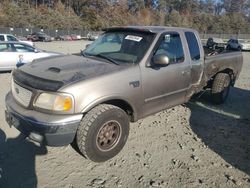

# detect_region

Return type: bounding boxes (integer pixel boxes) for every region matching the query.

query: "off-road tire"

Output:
[211,73,231,104]
[76,104,129,162]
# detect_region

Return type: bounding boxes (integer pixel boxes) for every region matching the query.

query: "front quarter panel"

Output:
[60,65,143,120]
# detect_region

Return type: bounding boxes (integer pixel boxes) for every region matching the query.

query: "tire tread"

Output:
[76,104,125,160]
[211,73,230,104]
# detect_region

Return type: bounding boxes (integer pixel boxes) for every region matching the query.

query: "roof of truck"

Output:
[104,26,196,34]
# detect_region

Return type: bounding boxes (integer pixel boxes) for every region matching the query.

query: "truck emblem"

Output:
[129,81,140,88]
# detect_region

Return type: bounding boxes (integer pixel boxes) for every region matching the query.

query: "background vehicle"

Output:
[55,34,81,41]
[27,32,52,42]
[239,39,250,50]
[227,38,250,51]
[87,32,100,41]
[206,37,226,50]
[5,26,243,162]
[70,34,77,41]
[61,35,72,41]
[0,41,60,71]
[71,34,81,40]
[0,33,33,46]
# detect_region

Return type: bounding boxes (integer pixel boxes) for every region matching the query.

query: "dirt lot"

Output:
[0,41,249,188]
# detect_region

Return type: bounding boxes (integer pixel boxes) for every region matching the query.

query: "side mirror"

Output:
[153,54,170,66]
[34,49,39,53]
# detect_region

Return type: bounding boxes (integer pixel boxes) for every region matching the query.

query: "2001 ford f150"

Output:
[5,26,243,162]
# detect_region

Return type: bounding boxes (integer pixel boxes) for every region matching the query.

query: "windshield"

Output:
[83,31,155,64]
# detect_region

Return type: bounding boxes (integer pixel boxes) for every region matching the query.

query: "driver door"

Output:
[140,32,191,117]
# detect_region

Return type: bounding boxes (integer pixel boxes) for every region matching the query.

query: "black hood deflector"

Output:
[13,55,126,91]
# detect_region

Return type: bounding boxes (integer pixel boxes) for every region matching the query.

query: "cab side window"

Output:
[185,32,200,61]
[155,33,185,64]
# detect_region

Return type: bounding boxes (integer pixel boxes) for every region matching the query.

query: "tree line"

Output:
[0,0,250,33]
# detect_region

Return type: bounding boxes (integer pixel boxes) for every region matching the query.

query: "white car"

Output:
[239,39,250,51]
[87,32,100,41]
[0,34,34,46]
[0,41,60,71]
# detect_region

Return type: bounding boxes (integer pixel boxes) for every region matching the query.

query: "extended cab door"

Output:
[184,31,204,86]
[141,31,191,117]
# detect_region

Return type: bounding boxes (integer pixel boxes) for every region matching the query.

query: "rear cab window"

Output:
[155,32,185,64]
[185,32,201,61]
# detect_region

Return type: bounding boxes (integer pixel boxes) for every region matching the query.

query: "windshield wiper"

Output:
[94,53,119,65]
[81,52,119,65]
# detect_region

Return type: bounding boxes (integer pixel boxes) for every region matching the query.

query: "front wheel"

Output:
[76,104,129,162]
[211,73,231,104]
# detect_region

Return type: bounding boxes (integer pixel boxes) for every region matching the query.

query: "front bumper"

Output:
[5,92,83,146]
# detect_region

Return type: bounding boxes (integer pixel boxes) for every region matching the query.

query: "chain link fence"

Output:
[1,27,250,40]
[0,27,90,38]
[200,33,250,40]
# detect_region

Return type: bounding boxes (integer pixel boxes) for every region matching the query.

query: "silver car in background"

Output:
[0,33,34,46]
[0,41,60,71]
[226,38,250,51]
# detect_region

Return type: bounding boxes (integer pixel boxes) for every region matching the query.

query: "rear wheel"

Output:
[211,73,231,104]
[76,104,129,162]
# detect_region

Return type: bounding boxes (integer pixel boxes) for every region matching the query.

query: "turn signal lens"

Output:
[54,95,72,111]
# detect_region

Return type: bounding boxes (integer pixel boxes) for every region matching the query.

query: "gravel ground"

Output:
[0,41,249,188]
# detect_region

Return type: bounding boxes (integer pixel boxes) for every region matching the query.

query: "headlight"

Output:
[34,93,74,112]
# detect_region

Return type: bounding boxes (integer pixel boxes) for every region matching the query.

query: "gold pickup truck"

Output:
[5,26,243,162]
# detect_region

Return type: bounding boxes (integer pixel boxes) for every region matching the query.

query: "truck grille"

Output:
[12,80,32,107]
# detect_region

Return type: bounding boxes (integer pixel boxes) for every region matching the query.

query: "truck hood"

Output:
[13,55,128,91]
